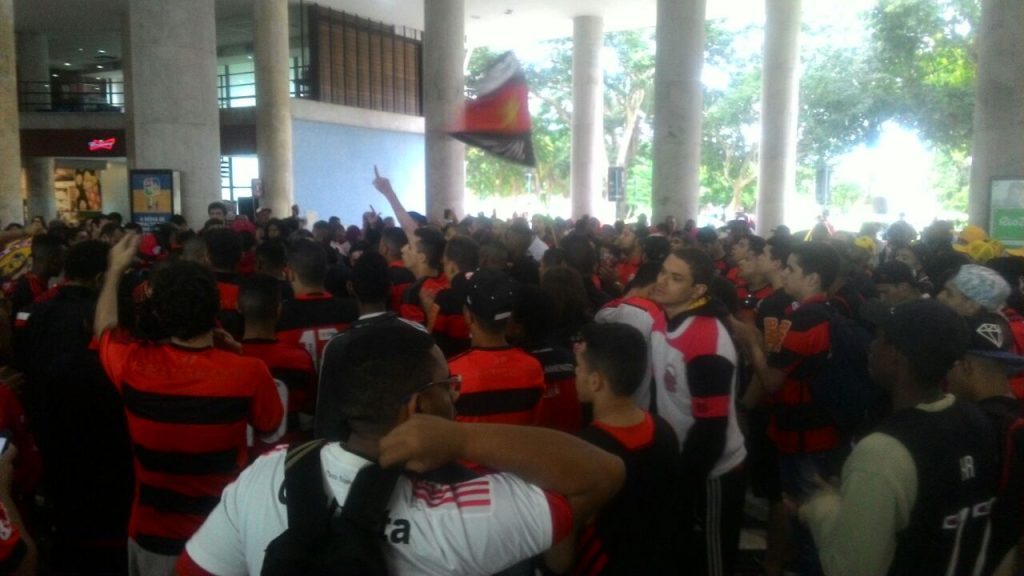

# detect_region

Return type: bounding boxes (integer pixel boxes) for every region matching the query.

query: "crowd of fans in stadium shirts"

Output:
[0,175,1020,576]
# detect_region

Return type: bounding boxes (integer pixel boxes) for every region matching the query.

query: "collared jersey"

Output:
[179,444,572,576]
[650,305,746,477]
[530,344,582,434]
[400,275,449,325]
[276,292,359,369]
[97,329,284,555]
[451,347,546,425]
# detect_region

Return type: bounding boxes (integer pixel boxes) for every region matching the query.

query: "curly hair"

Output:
[149,261,220,340]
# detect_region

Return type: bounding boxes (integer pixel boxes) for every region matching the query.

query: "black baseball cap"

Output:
[860,299,969,377]
[962,312,1024,372]
[464,269,515,322]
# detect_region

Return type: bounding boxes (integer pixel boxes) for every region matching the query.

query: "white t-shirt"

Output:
[185,444,570,575]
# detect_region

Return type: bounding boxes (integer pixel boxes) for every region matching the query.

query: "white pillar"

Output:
[423,0,465,222]
[757,0,802,233]
[24,158,54,223]
[16,32,50,110]
[254,0,294,217]
[652,0,706,226]
[124,0,221,227]
[0,0,23,226]
[571,15,604,220]
[968,0,1024,228]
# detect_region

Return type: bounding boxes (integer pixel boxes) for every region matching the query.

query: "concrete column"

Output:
[571,16,604,220]
[124,0,221,227]
[0,0,23,226]
[423,0,465,222]
[24,157,54,223]
[16,32,50,110]
[652,0,706,226]
[757,0,802,233]
[254,0,294,216]
[968,0,1024,227]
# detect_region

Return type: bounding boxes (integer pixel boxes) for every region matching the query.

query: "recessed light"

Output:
[96,77,101,80]
[247,55,253,59]
[51,74,58,78]
[96,65,104,69]
[97,49,106,54]
[63,62,71,66]
[78,48,84,52]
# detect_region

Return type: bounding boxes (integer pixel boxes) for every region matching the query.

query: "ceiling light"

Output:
[97,49,106,54]
[63,62,71,66]
[51,74,58,78]
[78,48,84,52]
[96,65,104,69]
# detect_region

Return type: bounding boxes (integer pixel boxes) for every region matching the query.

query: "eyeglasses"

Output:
[401,375,462,403]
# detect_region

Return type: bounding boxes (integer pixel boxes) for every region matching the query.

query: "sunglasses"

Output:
[401,375,463,404]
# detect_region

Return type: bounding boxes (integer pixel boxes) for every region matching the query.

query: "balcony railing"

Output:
[217,63,310,109]
[18,79,125,113]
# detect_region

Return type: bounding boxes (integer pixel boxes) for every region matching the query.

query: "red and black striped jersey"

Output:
[97,329,283,555]
[275,293,359,369]
[529,345,582,434]
[214,272,244,339]
[388,261,416,313]
[431,273,471,359]
[400,275,448,325]
[240,338,316,429]
[765,295,840,454]
[451,347,545,425]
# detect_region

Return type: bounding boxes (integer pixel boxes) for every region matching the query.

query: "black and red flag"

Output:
[451,52,536,167]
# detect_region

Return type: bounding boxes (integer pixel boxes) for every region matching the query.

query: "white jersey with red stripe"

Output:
[650,312,746,478]
[595,296,663,412]
[183,443,570,576]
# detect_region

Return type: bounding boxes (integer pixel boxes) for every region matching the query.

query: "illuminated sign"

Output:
[88,138,117,151]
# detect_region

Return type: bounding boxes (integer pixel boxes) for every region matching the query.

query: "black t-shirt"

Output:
[879,400,999,576]
[575,413,683,574]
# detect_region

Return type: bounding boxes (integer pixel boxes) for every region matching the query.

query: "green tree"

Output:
[867,0,980,154]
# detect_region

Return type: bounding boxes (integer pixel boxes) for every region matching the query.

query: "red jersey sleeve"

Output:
[544,490,573,544]
[97,328,139,392]
[247,361,285,435]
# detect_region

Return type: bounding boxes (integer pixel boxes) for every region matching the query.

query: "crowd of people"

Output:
[0,177,1019,576]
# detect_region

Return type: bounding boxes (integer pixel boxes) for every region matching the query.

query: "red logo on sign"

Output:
[88,138,116,151]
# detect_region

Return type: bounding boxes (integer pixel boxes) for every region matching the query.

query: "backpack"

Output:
[262,440,401,576]
[809,307,888,439]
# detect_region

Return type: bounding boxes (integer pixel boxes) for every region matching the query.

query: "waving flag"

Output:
[451,52,536,167]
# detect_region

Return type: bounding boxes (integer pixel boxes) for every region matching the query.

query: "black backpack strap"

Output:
[283,439,329,535]
[339,464,401,535]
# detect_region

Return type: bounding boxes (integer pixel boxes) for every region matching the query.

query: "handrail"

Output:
[18,79,125,113]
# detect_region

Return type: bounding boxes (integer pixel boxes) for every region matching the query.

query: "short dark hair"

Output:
[414,227,446,272]
[505,223,533,255]
[580,322,648,397]
[445,235,480,274]
[624,261,661,292]
[670,248,714,288]
[351,251,391,304]
[746,235,767,256]
[149,261,220,340]
[511,285,556,344]
[255,239,287,272]
[381,227,409,255]
[332,324,437,435]
[791,242,841,292]
[238,274,282,323]
[64,240,108,282]
[478,241,508,272]
[542,247,567,269]
[31,234,63,261]
[203,228,242,271]
[170,215,187,227]
[207,201,227,215]
[287,238,328,286]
